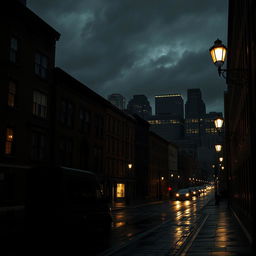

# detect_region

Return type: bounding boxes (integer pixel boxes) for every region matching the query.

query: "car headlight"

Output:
[176,193,180,197]
[185,193,189,197]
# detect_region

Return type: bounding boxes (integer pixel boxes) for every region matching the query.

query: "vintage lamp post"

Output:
[209,39,227,77]
[215,144,222,152]
[214,117,224,133]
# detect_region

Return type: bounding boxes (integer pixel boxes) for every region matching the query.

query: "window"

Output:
[5,128,14,155]
[79,108,90,133]
[31,132,46,161]
[59,138,73,166]
[8,81,16,107]
[95,114,104,137]
[32,91,47,119]
[35,53,48,78]
[60,100,74,127]
[116,183,125,198]
[10,37,18,63]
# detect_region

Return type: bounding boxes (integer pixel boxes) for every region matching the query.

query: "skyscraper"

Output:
[108,93,126,110]
[185,89,206,118]
[127,95,152,119]
[148,94,184,141]
[155,94,184,119]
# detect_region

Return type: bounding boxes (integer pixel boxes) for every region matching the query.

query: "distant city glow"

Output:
[155,94,182,98]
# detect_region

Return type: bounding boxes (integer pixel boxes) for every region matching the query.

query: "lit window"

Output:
[116,183,125,198]
[5,128,14,155]
[8,81,16,107]
[32,91,47,119]
[10,37,18,63]
[35,53,48,78]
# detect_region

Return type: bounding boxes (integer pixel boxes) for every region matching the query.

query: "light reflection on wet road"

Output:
[100,191,214,255]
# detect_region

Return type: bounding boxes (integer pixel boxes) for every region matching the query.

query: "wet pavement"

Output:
[100,193,213,255]
[100,194,253,256]
[180,199,253,256]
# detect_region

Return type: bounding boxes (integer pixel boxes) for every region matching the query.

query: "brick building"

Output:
[225,0,256,246]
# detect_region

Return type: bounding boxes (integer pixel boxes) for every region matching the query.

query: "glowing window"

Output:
[116,183,125,198]
[5,128,14,154]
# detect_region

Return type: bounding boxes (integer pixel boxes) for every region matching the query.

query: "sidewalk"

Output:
[180,199,253,256]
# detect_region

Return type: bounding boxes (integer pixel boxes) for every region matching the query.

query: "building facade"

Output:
[148,132,169,200]
[126,95,152,120]
[225,0,256,246]
[185,89,206,119]
[155,94,184,119]
[0,0,60,167]
[54,68,136,204]
[107,93,126,110]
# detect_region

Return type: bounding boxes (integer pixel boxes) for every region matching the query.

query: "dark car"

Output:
[0,165,112,253]
[175,188,192,200]
[26,166,112,238]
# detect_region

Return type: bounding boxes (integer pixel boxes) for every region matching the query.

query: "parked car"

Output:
[175,188,192,200]
[0,164,112,252]
[26,166,112,238]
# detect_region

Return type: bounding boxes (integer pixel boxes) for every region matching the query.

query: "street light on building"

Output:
[128,163,132,169]
[215,144,222,152]
[214,117,224,130]
[209,39,227,77]
[209,39,247,82]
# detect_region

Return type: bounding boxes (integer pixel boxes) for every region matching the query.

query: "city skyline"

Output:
[108,89,222,116]
[27,0,227,114]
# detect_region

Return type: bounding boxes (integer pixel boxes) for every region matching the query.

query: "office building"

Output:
[185,89,206,119]
[127,95,152,120]
[108,93,126,110]
[155,94,184,119]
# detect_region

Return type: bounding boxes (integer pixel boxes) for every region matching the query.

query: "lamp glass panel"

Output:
[222,47,227,62]
[214,118,224,128]
[215,144,222,152]
[215,47,225,62]
[210,49,217,63]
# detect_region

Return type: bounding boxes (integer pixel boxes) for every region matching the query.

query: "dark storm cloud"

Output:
[27,0,228,113]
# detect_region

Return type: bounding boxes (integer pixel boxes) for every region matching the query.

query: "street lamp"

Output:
[219,157,224,162]
[214,117,224,131]
[209,39,227,76]
[128,164,132,169]
[215,144,222,152]
[209,39,247,82]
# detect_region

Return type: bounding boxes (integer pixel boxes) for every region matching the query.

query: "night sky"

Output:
[27,0,228,114]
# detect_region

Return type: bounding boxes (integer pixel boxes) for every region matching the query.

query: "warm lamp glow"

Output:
[209,39,227,67]
[128,164,132,169]
[219,157,224,162]
[214,118,224,129]
[215,144,222,152]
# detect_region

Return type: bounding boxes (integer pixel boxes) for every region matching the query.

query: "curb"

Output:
[230,207,252,245]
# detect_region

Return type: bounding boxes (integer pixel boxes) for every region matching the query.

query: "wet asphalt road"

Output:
[99,190,214,255]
